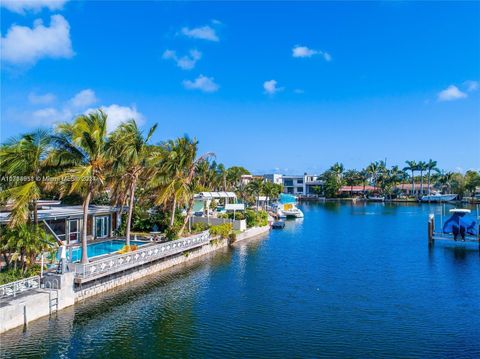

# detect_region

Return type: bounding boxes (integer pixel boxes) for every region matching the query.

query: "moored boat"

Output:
[421,193,457,202]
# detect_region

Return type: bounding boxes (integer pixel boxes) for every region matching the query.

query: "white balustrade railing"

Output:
[72,231,211,282]
[0,275,41,298]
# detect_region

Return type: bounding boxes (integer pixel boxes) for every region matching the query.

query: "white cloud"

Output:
[263,80,283,95]
[464,80,479,92]
[183,75,219,93]
[68,89,97,109]
[437,85,467,102]
[28,92,56,105]
[162,49,202,70]
[181,25,219,42]
[292,46,319,58]
[31,107,70,126]
[292,45,332,61]
[323,52,332,62]
[1,15,74,66]
[1,0,68,14]
[86,105,145,132]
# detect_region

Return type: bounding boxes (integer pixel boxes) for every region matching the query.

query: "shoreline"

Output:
[0,225,271,334]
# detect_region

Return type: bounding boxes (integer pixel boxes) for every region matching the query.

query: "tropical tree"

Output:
[404,160,418,197]
[344,169,360,196]
[425,159,439,195]
[438,172,454,193]
[0,130,52,226]
[149,136,213,236]
[366,161,385,190]
[49,110,110,263]
[246,178,264,210]
[417,161,427,196]
[464,170,480,195]
[262,181,281,209]
[106,120,157,245]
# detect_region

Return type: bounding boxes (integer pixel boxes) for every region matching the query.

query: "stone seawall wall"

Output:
[0,225,270,333]
[75,225,270,302]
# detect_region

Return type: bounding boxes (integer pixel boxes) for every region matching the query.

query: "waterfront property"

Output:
[264,173,323,196]
[1,202,479,358]
[0,202,124,245]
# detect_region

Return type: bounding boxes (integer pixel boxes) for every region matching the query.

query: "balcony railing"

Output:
[0,275,41,298]
[72,230,211,283]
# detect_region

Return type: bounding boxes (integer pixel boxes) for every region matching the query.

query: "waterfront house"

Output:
[395,183,433,195]
[263,173,323,196]
[0,202,124,245]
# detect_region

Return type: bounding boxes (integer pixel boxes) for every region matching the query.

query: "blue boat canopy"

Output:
[279,194,297,204]
[443,212,477,238]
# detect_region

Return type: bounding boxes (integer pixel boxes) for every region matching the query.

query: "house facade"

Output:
[263,174,324,195]
[0,203,123,245]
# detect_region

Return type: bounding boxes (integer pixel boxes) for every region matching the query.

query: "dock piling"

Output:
[428,214,434,246]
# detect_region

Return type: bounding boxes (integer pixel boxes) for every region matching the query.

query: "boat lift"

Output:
[428,205,480,249]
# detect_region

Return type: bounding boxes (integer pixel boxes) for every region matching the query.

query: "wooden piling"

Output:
[428,214,434,245]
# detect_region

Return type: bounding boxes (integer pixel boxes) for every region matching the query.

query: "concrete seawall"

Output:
[0,225,270,333]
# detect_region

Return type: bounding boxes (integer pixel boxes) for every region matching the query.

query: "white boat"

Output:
[368,196,385,202]
[421,193,457,202]
[275,194,304,218]
[279,206,304,218]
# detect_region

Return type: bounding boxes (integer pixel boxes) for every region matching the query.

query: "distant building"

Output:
[263,173,324,195]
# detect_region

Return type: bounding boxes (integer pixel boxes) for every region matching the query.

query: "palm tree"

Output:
[49,110,110,264]
[425,159,439,195]
[404,161,418,197]
[246,178,264,211]
[262,181,280,209]
[366,161,384,190]
[150,136,212,236]
[106,120,157,245]
[344,169,360,196]
[417,161,427,196]
[438,172,454,193]
[0,130,52,227]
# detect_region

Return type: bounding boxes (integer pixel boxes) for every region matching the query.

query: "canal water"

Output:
[1,203,479,358]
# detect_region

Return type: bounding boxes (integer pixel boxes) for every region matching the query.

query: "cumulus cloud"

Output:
[263,80,283,95]
[31,107,70,126]
[1,15,74,66]
[68,89,97,109]
[437,85,467,102]
[28,92,56,105]
[86,104,145,132]
[292,45,332,61]
[1,0,68,14]
[183,75,219,93]
[181,25,219,42]
[162,49,202,70]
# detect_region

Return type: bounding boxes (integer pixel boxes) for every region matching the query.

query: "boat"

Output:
[421,192,457,202]
[275,194,304,218]
[271,221,285,229]
[368,196,385,202]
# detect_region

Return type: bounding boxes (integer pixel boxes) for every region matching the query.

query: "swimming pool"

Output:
[65,240,148,262]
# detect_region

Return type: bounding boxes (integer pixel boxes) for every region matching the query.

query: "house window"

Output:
[284,180,293,186]
[95,216,110,238]
[47,219,66,242]
[297,187,304,193]
[297,179,303,184]
[69,219,80,243]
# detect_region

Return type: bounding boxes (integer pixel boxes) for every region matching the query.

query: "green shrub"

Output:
[0,265,41,285]
[209,223,233,239]
[191,222,210,233]
[245,209,268,228]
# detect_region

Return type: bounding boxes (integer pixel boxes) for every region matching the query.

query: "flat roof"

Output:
[195,192,237,199]
[0,205,122,224]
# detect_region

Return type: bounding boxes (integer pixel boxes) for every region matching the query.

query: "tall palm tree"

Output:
[344,169,360,196]
[425,159,439,195]
[404,160,418,197]
[150,136,212,235]
[0,130,52,227]
[106,120,157,245]
[438,172,454,193]
[417,161,427,196]
[246,178,264,211]
[49,110,110,264]
[366,161,384,190]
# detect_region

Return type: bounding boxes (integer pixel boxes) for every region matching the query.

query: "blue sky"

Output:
[1,1,479,174]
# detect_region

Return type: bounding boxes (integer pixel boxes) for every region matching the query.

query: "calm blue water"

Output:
[2,203,479,358]
[65,240,147,262]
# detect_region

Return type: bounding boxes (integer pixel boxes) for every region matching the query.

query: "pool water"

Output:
[66,240,147,262]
